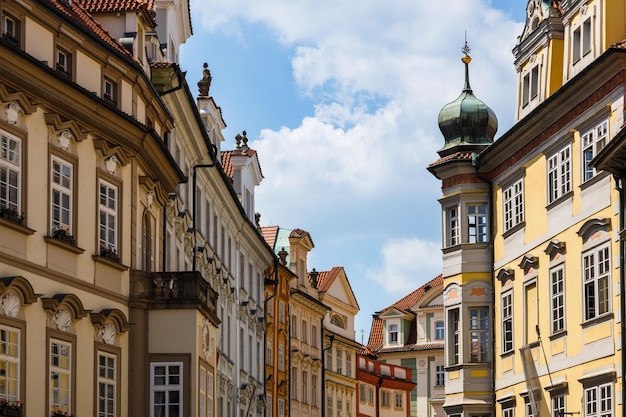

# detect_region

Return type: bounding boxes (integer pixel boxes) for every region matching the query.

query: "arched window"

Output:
[141,210,153,272]
[330,315,345,329]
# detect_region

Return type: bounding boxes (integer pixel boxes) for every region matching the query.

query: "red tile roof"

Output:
[220,147,260,180]
[367,274,443,352]
[315,267,342,293]
[289,228,311,240]
[48,0,136,60]
[429,151,474,168]
[260,225,279,250]
[76,0,158,27]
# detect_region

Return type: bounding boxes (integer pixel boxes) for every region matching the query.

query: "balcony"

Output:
[130,270,218,317]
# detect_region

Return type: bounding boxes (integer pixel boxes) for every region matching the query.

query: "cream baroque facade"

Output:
[0,1,275,417]
[430,1,626,417]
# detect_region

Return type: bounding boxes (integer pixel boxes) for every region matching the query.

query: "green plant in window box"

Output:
[0,207,24,225]
[52,228,75,245]
[50,409,73,417]
[100,245,120,262]
[0,400,23,417]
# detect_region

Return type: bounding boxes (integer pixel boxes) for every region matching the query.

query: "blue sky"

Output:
[181,0,526,343]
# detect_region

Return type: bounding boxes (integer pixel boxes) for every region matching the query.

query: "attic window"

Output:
[389,324,398,343]
[330,315,345,329]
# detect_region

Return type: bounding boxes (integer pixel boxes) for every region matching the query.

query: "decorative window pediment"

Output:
[577,218,611,242]
[42,293,90,332]
[0,276,40,305]
[497,268,515,283]
[518,255,538,274]
[44,113,88,143]
[544,240,566,259]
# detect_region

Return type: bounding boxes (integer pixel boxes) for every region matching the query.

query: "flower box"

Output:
[100,246,120,262]
[0,207,24,226]
[52,229,75,245]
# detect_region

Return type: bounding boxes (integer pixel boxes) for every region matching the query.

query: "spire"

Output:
[436,39,498,157]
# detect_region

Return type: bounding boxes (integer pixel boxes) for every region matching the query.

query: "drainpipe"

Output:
[375,377,383,417]
[472,153,496,417]
[615,175,626,410]
[191,145,218,271]
[263,258,279,417]
[321,331,335,417]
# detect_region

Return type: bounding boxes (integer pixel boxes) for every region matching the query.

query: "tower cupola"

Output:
[437,43,498,157]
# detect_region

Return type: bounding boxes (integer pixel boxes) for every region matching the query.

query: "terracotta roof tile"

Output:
[376,341,444,353]
[366,274,443,351]
[289,228,310,239]
[260,225,279,250]
[220,147,262,180]
[48,0,136,60]
[429,151,474,168]
[76,0,157,27]
[316,267,342,293]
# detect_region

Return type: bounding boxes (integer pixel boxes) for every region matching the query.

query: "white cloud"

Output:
[365,238,442,295]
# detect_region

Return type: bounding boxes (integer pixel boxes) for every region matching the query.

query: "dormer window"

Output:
[435,321,444,340]
[522,65,539,108]
[2,13,21,48]
[56,48,73,79]
[103,78,118,107]
[389,324,398,344]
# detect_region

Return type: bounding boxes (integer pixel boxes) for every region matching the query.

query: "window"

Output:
[381,391,390,407]
[469,307,489,362]
[526,398,535,417]
[301,320,307,343]
[291,315,297,339]
[446,206,459,246]
[291,367,297,400]
[325,346,332,371]
[582,120,608,182]
[327,393,333,417]
[552,395,565,417]
[522,66,540,107]
[502,292,513,353]
[394,392,403,408]
[583,244,611,321]
[278,399,284,417]
[346,354,351,377]
[503,178,524,231]
[551,266,565,333]
[98,351,117,417]
[302,370,308,403]
[389,324,398,344]
[337,399,343,417]
[2,13,21,47]
[199,366,206,417]
[0,132,21,215]
[267,339,273,366]
[467,204,488,243]
[50,339,72,415]
[99,179,118,253]
[359,384,367,403]
[503,405,514,417]
[150,362,182,417]
[448,308,460,365]
[368,387,374,404]
[104,78,118,106]
[573,18,592,64]
[347,401,352,417]
[435,364,445,387]
[0,326,20,401]
[50,155,73,236]
[56,47,72,79]
[435,321,444,340]
[278,344,284,372]
[584,383,612,417]
[311,325,317,348]
[547,145,571,204]
[336,349,342,374]
[279,302,285,323]
[311,374,317,406]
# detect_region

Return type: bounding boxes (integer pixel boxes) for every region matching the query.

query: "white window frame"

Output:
[552,394,565,417]
[584,382,613,417]
[388,324,398,344]
[51,155,73,235]
[503,405,514,417]
[97,351,117,417]
[346,354,351,378]
[435,321,444,340]
[435,364,445,387]
[469,307,489,363]
[0,325,20,402]
[550,266,565,333]
[302,370,308,403]
[0,132,21,214]
[448,308,460,366]
[583,244,611,321]
[547,144,571,204]
[50,338,72,415]
[99,179,118,252]
[522,65,540,108]
[467,204,488,243]
[446,206,459,247]
[381,390,390,407]
[278,344,284,372]
[581,119,608,182]
[394,392,403,409]
[502,292,513,353]
[278,398,284,417]
[267,338,273,366]
[150,362,183,417]
[572,17,593,65]
[503,178,524,232]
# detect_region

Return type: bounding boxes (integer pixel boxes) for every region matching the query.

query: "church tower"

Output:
[428,43,497,417]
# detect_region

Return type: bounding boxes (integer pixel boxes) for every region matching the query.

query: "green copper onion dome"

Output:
[437,47,498,157]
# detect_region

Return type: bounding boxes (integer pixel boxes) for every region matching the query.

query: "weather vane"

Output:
[462,31,471,56]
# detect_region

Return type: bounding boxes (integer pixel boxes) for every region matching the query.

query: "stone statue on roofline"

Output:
[198,62,212,97]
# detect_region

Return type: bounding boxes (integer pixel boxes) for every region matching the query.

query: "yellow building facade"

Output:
[431,1,626,416]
